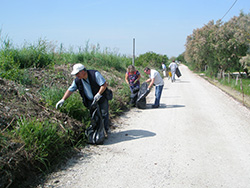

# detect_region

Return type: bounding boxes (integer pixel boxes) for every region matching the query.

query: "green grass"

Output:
[219,77,250,96]
[13,117,70,171]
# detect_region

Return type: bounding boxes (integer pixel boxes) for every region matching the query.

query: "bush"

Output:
[14,117,69,170]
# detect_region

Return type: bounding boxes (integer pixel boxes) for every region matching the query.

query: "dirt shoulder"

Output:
[199,75,250,109]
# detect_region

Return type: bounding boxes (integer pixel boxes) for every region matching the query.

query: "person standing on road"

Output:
[125,65,141,94]
[168,60,178,82]
[56,63,110,134]
[144,67,164,108]
[161,63,167,77]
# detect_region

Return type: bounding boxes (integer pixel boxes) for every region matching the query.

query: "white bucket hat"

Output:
[71,63,85,75]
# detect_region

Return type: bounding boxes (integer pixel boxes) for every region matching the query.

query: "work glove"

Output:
[93,93,102,103]
[56,99,65,109]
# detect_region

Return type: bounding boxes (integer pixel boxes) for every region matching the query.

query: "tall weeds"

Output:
[14,117,69,170]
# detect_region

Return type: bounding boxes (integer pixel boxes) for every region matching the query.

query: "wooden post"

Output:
[132,38,135,66]
[240,79,244,106]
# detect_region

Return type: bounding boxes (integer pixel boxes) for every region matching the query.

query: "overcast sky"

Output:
[0,0,249,58]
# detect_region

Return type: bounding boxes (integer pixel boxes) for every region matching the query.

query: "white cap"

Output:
[71,63,85,75]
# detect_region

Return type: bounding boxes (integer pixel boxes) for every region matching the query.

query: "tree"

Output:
[135,51,168,68]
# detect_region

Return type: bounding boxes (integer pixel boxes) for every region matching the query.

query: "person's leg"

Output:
[172,70,176,82]
[99,99,109,132]
[153,85,163,107]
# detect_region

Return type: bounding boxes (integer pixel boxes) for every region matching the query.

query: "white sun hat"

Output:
[71,63,85,75]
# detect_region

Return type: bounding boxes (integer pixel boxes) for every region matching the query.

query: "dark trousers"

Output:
[99,98,109,132]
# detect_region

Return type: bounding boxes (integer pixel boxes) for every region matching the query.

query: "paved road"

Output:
[40,65,250,188]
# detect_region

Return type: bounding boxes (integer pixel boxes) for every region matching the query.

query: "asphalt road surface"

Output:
[39,65,250,188]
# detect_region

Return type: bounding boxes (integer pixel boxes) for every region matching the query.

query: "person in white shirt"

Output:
[144,67,164,108]
[161,63,167,77]
[168,60,178,82]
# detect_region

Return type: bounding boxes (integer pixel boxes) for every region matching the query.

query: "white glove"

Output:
[93,93,102,102]
[56,99,65,109]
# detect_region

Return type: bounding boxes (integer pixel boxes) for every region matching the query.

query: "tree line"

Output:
[184,11,250,78]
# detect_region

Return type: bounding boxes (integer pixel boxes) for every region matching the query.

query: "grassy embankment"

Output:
[0,39,148,188]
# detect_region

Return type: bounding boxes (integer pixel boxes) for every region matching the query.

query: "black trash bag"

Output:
[136,82,150,109]
[176,67,182,78]
[85,102,105,145]
[129,87,140,106]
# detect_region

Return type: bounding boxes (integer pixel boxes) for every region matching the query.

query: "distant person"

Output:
[168,60,178,82]
[162,63,167,77]
[125,65,141,94]
[56,63,110,135]
[144,67,164,108]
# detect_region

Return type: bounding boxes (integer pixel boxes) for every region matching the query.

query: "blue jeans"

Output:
[154,85,163,106]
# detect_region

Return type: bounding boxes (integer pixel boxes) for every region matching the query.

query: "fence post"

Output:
[240,79,244,106]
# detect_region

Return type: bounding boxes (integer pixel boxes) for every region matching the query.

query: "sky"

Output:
[0,0,249,58]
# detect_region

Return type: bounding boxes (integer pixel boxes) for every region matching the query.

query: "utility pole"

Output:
[132,38,135,66]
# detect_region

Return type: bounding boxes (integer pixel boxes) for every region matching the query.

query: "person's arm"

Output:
[62,90,73,100]
[133,74,141,84]
[125,73,129,85]
[56,90,73,109]
[98,82,107,95]
[145,78,151,83]
[56,80,77,109]
[148,78,155,90]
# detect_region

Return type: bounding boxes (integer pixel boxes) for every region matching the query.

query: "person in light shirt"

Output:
[56,63,110,135]
[168,60,178,82]
[144,67,164,108]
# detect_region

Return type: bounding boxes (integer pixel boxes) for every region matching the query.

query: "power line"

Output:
[221,0,238,20]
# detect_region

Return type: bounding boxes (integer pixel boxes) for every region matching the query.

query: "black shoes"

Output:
[152,105,159,108]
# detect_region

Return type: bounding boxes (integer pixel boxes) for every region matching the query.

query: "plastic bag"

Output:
[85,103,105,144]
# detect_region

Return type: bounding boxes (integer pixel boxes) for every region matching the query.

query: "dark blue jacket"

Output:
[75,70,107,108]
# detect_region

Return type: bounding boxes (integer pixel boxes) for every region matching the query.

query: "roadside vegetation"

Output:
[183,11,250,97]
[0,32,169,188]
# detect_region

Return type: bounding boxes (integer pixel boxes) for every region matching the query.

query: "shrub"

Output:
[14,117,69,170]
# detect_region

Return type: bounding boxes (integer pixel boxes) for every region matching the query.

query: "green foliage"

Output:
[185,12,250,76]
[135,51,168,68]
[14,117,69,170]
[219,77,250,96]
[61,94,90,123]
[40,86,90,123]
[16,39,55,68]
[0,49,34,85]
